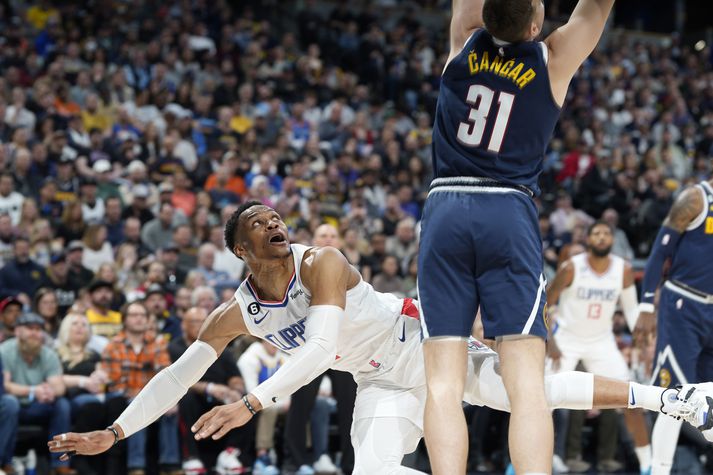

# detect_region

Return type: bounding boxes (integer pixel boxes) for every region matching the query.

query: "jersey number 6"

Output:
[456,85,514,153]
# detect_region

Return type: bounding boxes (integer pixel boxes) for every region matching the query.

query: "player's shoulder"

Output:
[301,246,348,272]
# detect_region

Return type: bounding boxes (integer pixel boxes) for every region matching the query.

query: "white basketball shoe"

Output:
[662,383,713,441]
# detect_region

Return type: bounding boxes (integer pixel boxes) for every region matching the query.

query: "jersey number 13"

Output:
[456,85,514,153]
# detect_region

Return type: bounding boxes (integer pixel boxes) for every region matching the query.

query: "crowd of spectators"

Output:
[1,0,713,473]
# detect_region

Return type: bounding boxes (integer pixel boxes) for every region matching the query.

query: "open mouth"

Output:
[269,234,287,244]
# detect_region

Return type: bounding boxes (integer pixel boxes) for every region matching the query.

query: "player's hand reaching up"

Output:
[192,395,261,441]
[633,311,656,348]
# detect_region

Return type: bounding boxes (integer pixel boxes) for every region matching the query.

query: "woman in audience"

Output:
[56,200,86,244]
[34,287,62,340]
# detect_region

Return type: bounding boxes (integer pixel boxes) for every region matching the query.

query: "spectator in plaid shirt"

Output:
[101,301,181,475]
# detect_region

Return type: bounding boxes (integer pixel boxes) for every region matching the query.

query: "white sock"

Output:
[628,382,667,412]
[635,444,652,471]
[651,415,682,475]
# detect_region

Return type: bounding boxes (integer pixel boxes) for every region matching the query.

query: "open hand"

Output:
[192,400,255,441]
[48,430,115,461]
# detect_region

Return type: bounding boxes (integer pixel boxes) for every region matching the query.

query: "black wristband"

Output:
[106,426,120,446]
[242,395,258,415]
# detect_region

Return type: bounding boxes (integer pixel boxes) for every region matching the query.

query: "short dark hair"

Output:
[587,220,614,236]
[483,0,535,43]
[224,200,264,259]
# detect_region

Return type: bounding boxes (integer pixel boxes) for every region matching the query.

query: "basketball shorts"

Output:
[651,282,713,387]
[417,178,548,340]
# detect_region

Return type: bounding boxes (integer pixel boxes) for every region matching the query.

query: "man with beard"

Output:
[0,237,44,305]
[39,252,80,317]
[0,312,75,475]
[65,241,94,290]
[99,302,182,475]
[85,280,122,341]
[547,221,651,473]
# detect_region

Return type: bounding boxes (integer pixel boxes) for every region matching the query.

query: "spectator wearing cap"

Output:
[100,301,182,475]
[169,307,247,474]
[121,187,155,227]
[245,152,283,194]
[153,182,188,226]
[0,297,23,343]
[104,196,125,247]
[65,241,94,290]
[79,177,105,225]
[93,159,121,202]
[0,173,24,226]
[85,280,122,342]
[0,312,75,475]
[0,237,44,304]
[56,201,86,245]
[144,284,180,342]
[141,202,176,253]
[157,244,187,291]
[54,153,80,203]
[39,252,80,316]
[120,161,155,207]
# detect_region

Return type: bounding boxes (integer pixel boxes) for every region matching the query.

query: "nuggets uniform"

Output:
[553,253,630,380]
[233,244,515,453]
[652,181,713,387]
[419,29,560,339]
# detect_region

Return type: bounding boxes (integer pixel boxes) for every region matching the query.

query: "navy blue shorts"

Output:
[417,179,548,340]
[651,283,713,388]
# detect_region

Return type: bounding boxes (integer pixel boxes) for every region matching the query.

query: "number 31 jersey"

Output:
[432,29,560,196]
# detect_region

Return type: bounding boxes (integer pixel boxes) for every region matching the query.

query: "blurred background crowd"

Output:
[1,0,712,474]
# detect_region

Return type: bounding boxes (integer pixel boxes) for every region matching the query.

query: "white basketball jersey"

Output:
[234,244,424,387]
[556,253,624,340]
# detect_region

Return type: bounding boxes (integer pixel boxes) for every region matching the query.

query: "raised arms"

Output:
[448,0,486,63]
[545,0,615,104]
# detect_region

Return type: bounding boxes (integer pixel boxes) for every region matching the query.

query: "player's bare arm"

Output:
[48,299,247,460]
[191,246,354,441]
[635,186,705,345]
[448,0,486,63]
[662,186,705,233]
[545,0,615,104]
[544,259,574,366]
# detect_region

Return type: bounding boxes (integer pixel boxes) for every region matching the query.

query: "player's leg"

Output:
[649,289,703,475]
[477,192,552,475]
[417,190,480,475]
[351,417,426,475]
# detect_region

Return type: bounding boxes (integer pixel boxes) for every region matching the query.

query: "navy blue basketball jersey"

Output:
[432,29,561,195]
[668,181,713,294]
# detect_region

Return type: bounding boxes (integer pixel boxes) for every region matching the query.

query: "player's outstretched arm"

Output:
[544,260,574,366]
[48,299,247,460]
[544,0,615,104]
[620,263,640,331]
[448,0,485,62]
[192,247,353,441]
[634,186,704,344]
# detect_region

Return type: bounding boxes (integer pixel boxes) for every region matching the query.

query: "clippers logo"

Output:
[369,360,381,369]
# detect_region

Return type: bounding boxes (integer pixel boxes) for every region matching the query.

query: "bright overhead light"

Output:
[695,40,706,51]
